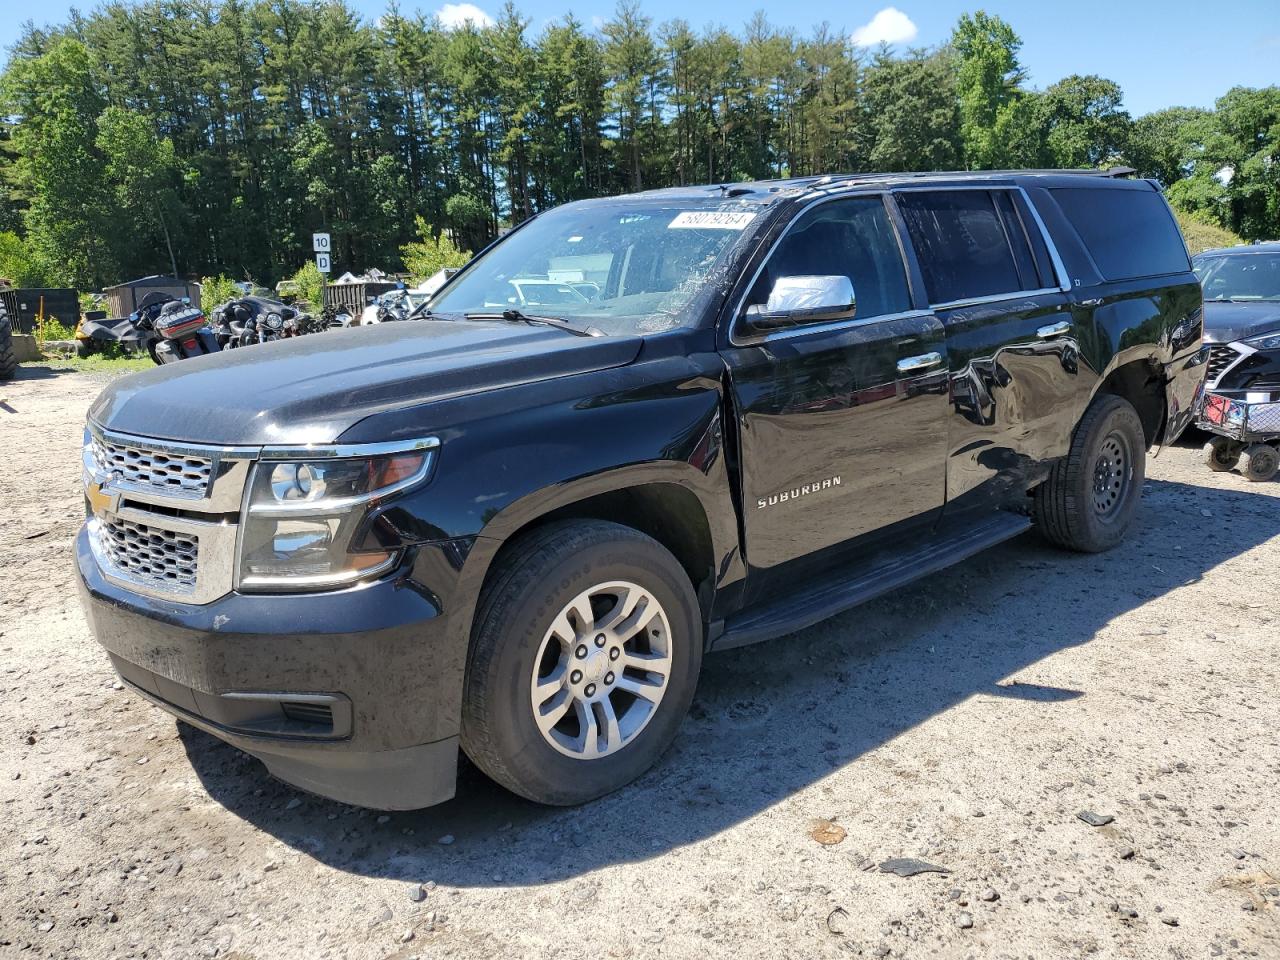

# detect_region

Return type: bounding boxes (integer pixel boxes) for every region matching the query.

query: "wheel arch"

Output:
[1090,354,1166,448]
[470,470,724,629]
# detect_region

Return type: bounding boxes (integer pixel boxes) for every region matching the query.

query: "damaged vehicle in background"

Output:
[77,170,1203,810]
[1193,242,1280,478]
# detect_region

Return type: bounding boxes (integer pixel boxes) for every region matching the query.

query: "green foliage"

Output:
[1037,75,1131,168]
[199,275,240,309]
[45,350,153,373]
[1,2,1277,281]
[1158,86,1280,242]
[862,51,960,172]
[0,230,47,286]
[951,11,1028,169]
[400,218,472,281]
[1174,210,1243,253]
[37,317,79,342]
[1,38,115,287]
[289,262,326,310]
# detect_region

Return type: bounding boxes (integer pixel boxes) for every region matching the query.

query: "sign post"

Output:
[312,233,331,274]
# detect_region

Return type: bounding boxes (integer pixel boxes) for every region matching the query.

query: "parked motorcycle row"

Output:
[78,291,327,365]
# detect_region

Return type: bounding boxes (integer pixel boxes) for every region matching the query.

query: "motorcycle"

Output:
[210,296,319,349]
[365,288,432,324]
[150,299,221,364]
[77,291,219,364]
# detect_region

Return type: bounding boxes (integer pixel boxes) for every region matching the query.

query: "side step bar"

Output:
[713,512,1032,651]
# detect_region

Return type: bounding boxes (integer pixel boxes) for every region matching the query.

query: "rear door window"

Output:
[896,190,1041,305]
[1050,186,1191,281]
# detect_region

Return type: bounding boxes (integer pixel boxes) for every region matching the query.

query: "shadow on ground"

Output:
[179,472,1277,887]
[8,363,76,382]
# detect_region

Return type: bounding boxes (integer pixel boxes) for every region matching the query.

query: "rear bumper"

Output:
[76,527,472,809]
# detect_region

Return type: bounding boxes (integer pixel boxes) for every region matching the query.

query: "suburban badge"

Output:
[757,476,842,509]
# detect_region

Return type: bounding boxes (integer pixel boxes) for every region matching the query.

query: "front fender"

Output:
[341,350,743,737]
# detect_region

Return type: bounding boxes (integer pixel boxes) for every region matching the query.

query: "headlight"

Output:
[237,441,437,592]
[265,312,283,330]
[1243,330,1280,350]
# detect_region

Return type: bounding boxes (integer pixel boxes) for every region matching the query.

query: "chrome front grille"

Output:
[84,425,255,603]
[97,516,199,590]
[91,435,213,496]
[1206,344,1242,385]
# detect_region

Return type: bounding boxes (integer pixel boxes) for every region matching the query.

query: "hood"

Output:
[89,320,643,445]
[1201,300,1280,344]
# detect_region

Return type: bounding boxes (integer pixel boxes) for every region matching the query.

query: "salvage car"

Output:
[1193,242,1280,477]
[77,170,1205,809]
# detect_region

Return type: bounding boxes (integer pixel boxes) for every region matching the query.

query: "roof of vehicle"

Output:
[619,167,1143,204]
[1194,241,1280,258]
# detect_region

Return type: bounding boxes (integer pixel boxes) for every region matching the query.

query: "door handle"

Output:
[897,352,943,374]
[1036,320,1072,339]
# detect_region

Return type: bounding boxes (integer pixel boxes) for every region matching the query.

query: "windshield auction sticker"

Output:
[668,211,756,230]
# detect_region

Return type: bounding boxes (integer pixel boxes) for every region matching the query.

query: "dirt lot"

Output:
[1,363,1277,960]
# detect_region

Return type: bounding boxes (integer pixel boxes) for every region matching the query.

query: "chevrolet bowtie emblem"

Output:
[86,480,119,516]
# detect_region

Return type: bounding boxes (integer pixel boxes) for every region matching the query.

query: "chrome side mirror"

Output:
[745,275,856,331]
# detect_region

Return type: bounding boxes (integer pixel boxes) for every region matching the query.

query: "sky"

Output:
[2,0,1278,117]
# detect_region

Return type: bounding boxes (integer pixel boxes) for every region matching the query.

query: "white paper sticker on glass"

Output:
[668,211,756,230]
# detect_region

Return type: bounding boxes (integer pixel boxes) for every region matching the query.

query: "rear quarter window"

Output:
[1050,186,1190,281]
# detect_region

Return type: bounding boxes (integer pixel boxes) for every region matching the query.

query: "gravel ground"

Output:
[2,363,1278,960]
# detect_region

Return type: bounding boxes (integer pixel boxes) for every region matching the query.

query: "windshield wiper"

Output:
[464,309,600,337]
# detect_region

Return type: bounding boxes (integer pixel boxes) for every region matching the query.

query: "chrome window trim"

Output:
[1015,186,1072,291]
[737,308,935,344]
[728,190,918,347]
[930,287,1065,312]
[891,184,1074,302]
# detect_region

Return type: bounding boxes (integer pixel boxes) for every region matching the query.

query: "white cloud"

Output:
[850,7,918,47]
[435,2,495,29]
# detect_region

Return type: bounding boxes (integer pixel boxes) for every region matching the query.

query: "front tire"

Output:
[461,521,702,806]
[1034,394,1146,553]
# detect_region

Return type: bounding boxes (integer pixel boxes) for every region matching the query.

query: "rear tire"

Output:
[1034,394,1146,553]
[76,338,95,358]
[461,520,702,806]
[1203,437,1241,472]
[0,313,17,381]
[1241,444,1279,482]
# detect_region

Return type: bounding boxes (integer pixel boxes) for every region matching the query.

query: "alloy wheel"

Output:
[529,580,672,759]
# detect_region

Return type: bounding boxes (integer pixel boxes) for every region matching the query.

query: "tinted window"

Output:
[748,196,911,321]
[1051,186,1190,280]
[1194,253,1280,301]
[897,191,1030,304]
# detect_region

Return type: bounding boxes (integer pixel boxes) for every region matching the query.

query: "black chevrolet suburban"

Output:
[77,170,1205,809]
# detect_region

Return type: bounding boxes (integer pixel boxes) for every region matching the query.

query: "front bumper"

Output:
[76,527,471,809]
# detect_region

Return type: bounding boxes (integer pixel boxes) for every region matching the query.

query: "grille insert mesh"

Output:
[1206,344,1242,383]
[98,516,198,589]
[92,437,212,495]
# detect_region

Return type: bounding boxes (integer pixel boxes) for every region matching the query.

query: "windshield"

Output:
[1195,252,1280,301]
[429,199,764,334]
